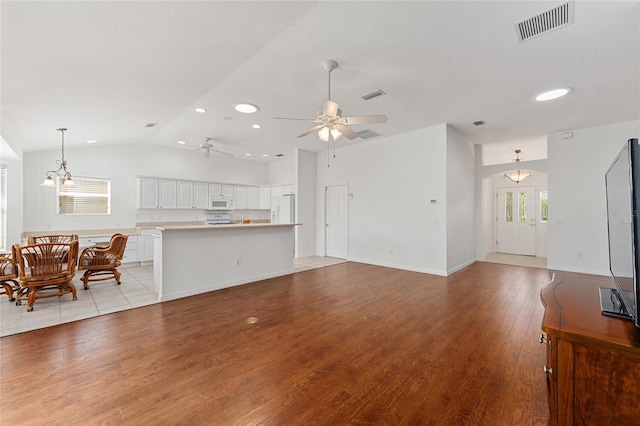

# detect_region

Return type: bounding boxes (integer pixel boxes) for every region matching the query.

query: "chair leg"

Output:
[27,288,39,312]
[114,269,122,285]
[83,271,91,290]
[1,280,16,302]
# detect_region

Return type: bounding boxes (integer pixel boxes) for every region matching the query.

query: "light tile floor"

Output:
[483,252,547,269]
[0,256,346,337]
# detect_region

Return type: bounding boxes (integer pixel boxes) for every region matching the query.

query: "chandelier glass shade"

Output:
[41,128,76,188]
[504,149,531,184]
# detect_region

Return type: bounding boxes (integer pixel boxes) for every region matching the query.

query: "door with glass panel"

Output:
[497,186,536,255]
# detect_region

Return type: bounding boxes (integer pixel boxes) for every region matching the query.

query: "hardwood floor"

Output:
[0,261,551,425]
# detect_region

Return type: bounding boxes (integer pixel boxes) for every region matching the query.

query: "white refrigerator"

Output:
[271,193,295,224]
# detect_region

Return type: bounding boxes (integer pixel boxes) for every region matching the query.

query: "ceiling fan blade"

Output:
[273,117,316,121]
[212,149,233,157]
[334,124,359,140]
[323,100,339,118]
[341,115,388,125]
[297,124,324,138]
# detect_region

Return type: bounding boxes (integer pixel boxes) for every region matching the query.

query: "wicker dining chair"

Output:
[27,234,78,244]
[0,252,19,302]
[78,233,128,290]
[14,241,79,311]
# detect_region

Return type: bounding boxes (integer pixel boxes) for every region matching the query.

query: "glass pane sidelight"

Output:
[519,192,527,222]
[539,190,548,222]
[505,192,513,222]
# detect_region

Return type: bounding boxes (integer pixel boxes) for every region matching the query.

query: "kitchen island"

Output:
[153,223,297,301]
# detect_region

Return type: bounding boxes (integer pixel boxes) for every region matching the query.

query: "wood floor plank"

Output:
[0,261,553,425]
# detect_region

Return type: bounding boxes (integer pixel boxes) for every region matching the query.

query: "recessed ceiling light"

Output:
[262,154,269,157]
[252,124,261,129]
[245,153,252,156]
[177,141,186,145]
[86,140,97,144]
[195,107,207,113]
[534,87,572,102]
[235,103,259,114]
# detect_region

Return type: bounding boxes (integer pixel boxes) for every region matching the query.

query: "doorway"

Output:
[496,186,537,255]
[325,184,348,259]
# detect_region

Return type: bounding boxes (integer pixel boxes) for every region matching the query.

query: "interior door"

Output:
[497,186,536,256]
[325,184,348,259]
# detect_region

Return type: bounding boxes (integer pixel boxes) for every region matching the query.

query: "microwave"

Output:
[209,197,234,210]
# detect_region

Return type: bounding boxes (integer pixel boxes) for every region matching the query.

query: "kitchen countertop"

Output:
[156,223,300,231]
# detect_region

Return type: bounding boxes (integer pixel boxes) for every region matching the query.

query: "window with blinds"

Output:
[0,165,6,250]
[57,176,111,215]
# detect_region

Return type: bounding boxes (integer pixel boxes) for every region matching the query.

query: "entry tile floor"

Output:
[0,256,345,337]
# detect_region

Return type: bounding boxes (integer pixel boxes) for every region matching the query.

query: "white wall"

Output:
[22,143,269,232]
[547,119,640,275]
[295,149,317,257]
[268,156,295,186]
[1,144,23,248]
[445,125,475,274]
[316,125,449,275]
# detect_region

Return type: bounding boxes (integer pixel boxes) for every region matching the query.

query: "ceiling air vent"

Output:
[356,129,381,140]
[515,1,574,43]
[362,89,386,101]
[145,123,158,128]
[275,154,285,157]
[473,120,486,126]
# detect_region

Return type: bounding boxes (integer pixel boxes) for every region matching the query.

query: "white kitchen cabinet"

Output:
[234,186,247,209]
[246,186,259,209]
[209,183,234,199]
[176,181,194,209]
[259,186,271,209]
[140,229,156,262]
[137,178,159,209]
[222,185,234,198]
[121,236,138,264]
[194,182,209,209]
[159,180,177,209]
[280,184,294,195]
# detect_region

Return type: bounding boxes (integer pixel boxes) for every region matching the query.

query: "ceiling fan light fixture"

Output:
[318,126,330,142]
[330,126,342,141]
[234,103,259,114]
[194,107,207,113]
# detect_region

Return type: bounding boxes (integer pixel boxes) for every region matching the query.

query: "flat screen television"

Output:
[602,138,640,328]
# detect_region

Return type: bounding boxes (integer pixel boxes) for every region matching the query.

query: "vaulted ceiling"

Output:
[1,1,638,161]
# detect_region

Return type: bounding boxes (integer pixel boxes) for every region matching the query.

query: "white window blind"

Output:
[0,165,6,250]
[57,176,111,215]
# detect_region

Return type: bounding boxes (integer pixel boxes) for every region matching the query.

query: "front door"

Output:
[497,186,537,256]
[325,184,348,259]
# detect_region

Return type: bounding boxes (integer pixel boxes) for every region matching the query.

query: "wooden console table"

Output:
[540,273,640,425]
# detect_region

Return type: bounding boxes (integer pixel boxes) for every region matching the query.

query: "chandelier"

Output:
[41,128,76,188]
[504,149,531,184]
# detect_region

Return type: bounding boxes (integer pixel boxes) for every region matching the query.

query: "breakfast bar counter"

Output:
[153,223,298,301]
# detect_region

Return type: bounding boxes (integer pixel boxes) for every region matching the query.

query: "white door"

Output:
[497,186,536,255]
[325,184,348,259]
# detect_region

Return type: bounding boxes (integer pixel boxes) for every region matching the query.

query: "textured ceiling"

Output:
[1,1,638,162]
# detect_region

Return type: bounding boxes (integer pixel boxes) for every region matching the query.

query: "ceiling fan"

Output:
[193,137,233,158]
[275,60,387,143]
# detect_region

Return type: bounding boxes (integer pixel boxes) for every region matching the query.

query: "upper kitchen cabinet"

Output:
[234,186,247,209]
[193,182,209,209]
[159,179,177,209]
[176,181,194,209]
[177,181,209,209]
[246,186,259,209]
[259,186,271,210]
[137,177,159,209]
[209,183,234,199]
